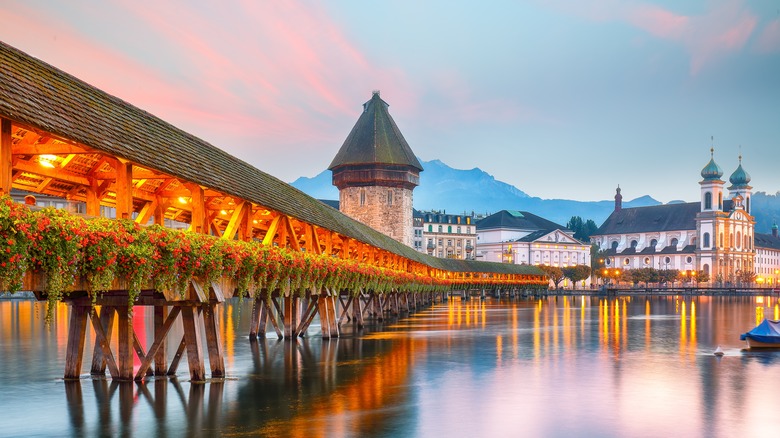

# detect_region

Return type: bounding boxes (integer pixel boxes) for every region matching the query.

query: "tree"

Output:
[563,264,592,289]
[566,216,600,241]
[659,269,678,286]
[737,270,756,286]
[693,270,710,285]
[539,265,565,289]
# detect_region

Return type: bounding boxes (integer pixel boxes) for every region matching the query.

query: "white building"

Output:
[476,210,591,287]
[421,211,476,259]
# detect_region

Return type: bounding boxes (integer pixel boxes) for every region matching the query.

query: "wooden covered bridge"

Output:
[0,41,546,382]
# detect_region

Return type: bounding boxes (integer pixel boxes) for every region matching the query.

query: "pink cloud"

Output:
[754,19,780,53]
[540,0,760,75]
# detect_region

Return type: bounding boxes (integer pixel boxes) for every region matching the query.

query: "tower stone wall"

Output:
[339,186,414,247]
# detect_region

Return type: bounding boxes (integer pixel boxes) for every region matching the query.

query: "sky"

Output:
[1,0,778,203]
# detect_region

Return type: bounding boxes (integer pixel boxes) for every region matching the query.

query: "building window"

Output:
[686,256,693,264]
[428,225,433,232]
[719,232,723,247]
[624,258,630,266]
[438,239,443,246]
[718,193,723,209]
[447,239,452,247]
[387,190,393,206]
[671,238,678,247]
[630,240,638,248]
[650,239,658,248]
[611,241,618,250]
[704,192,712,210]
[438,225,442,233]
[664,257,671,264]
[703,232,710,248]
[457,226,461,234]
[644,257,651,265]
[359,189,366,206]
[448,226,452,233]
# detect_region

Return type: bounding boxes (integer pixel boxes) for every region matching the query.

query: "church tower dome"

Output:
[728,153,753,214]
[728,155,751,188]
[699,147,724,212]
[700,148,723,181]
[329,91,423,247]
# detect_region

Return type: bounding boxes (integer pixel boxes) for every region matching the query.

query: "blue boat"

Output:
[740,319,780,348]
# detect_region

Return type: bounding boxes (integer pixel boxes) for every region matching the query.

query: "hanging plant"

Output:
[28,207,85,323]
[0,196,34,292]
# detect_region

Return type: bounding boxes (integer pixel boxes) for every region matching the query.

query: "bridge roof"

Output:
[0,42,539,277]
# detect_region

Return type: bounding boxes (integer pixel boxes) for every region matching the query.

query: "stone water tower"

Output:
[329,91,423,247]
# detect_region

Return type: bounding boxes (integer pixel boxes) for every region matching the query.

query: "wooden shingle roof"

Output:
[0,41,540,277]
[328,91,423,172]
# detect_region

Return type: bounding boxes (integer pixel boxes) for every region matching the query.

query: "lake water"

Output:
[2,295,780,437]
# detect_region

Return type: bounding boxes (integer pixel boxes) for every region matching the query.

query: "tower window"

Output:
[704,192,712,210]
[703,232,710,248]
[387,190,393,206]
[718,193,723,209]
[359,190,366,206]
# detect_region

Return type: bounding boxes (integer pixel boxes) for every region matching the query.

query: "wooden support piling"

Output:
[64,305,89,379]
[88,309,120,378]
[116,306,134,380]
[249,296,263,340]
[203,303,225,378]
[181,306,206,382]
[153,306,168,375]
[167,336,187,376]
[327,295,339,337]
[90,306,115,375]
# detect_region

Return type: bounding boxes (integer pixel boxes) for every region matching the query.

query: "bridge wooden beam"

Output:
[221,201,246,240]
[283,216,301,251]
[114,160,133,220]
[310,225,323,255]
[135,198,158,225]
[186,183,206,233]
[11,143,92,155]
[1,119,12,195]
[262,215,282,246]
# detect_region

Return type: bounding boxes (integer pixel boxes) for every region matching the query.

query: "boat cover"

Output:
[740,319,780,343]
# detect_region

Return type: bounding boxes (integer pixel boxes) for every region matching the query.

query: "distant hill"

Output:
[291,159,660,225]
[291,159,780,228]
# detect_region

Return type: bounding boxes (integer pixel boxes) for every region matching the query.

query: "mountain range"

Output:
[291,159,780,232]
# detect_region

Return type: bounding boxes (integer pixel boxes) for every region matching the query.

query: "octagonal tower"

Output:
[329,91,423,247]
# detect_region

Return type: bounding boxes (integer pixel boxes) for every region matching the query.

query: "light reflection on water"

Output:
[2,295,780,437]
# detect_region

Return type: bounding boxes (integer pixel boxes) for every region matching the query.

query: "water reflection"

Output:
[3,295,780,436]
[64,378,226,437]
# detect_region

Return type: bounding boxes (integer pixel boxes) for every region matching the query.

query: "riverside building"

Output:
[475,210,591,286]
[591,149,780,286]
[420,211,476,259]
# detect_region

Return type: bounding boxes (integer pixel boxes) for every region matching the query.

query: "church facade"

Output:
[591,150,780,285]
